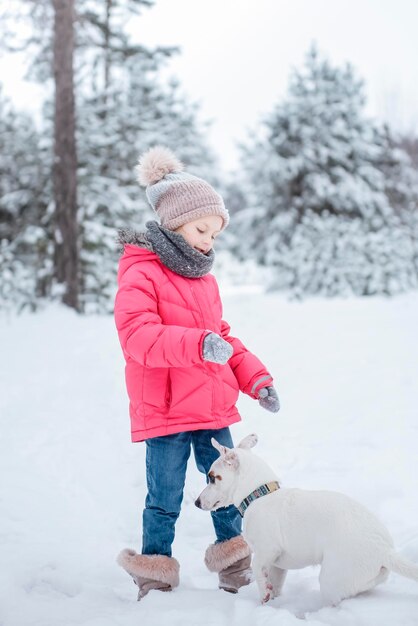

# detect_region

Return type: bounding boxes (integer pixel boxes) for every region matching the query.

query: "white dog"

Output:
[195,433,418,605]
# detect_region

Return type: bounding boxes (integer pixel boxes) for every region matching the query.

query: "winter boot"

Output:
[117,548,180,600]
[204,535,252,593]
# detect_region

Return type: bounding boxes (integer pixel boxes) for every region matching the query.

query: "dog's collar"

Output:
[237,481,280,517]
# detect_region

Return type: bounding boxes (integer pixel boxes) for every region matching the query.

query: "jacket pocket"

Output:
[165,371,172,406]
[142,368,169,409]
[222,365,240,412]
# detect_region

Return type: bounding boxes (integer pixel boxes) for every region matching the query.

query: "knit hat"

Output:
[135,146,229,231]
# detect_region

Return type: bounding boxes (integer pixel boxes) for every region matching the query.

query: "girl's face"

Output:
[174,215,223,254]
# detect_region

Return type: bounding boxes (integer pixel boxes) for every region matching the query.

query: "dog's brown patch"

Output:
[209,471,222,481]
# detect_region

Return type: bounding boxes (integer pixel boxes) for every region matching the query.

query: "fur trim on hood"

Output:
[117,549,180,587]
[117,228,153,251]
[204,536,251,573]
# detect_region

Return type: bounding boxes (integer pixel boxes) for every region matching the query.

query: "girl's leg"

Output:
[142,431,192,556]
[193,427,252,592]
[192,427,242,542]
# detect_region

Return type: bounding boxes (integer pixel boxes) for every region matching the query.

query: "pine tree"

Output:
[0,89,52,311]
[76,59,219,312]
[1,0,220,312]
[237,46,418,297]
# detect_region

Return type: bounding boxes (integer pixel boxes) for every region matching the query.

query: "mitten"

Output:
[202,332,233,365]
[258,386,280,413]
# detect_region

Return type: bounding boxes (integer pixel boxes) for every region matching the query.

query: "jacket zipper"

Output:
[189,282,206,327]
[189,281,217,414]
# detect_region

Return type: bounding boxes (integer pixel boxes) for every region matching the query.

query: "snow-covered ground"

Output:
[1,290,418,626]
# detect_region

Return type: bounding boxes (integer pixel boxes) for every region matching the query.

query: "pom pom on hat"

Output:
[136,146,184,187]
[135,145,230,231]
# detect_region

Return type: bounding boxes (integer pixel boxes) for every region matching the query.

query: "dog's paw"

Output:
[261,583,273,604]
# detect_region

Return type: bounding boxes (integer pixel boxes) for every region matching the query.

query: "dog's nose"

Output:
[195,497,201,509]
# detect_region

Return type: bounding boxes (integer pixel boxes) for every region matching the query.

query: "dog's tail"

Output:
[384,550,418,582]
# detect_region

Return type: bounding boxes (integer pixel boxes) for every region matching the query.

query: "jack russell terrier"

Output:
[195,433,418,605]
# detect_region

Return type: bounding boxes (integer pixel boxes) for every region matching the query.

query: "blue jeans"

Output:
[142,427,242,556]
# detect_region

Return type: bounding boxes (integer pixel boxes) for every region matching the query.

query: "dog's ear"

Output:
[211,437,229,457]
[224,449,239,469]
[237,433,258,450]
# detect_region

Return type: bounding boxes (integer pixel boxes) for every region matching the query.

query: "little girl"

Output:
[114,146,280,600]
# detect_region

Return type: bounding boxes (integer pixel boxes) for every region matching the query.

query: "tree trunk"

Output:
[52,0,79,310]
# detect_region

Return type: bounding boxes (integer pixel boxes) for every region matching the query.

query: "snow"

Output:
[1,291,418,625]
[236,50,418,299]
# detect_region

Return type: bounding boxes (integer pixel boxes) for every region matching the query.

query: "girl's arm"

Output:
[114,268,207,368]
[220,319,273,398]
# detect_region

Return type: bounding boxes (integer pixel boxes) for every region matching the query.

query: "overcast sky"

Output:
[1,0,418,172]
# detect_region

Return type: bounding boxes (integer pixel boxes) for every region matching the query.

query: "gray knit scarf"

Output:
[118,220,214,278]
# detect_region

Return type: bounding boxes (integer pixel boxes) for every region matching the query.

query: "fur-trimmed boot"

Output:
[117,548,180,600]
[204,535,252,593]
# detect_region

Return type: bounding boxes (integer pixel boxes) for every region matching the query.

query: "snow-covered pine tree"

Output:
[1,0,220,313]
[0,88,53,312]
[236,46,418,297]
[77,57,219,313]
[381,127,418,277]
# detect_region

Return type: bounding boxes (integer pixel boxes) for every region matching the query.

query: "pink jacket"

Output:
[114,244,273,442]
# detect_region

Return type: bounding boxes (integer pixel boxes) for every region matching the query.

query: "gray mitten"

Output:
[202,332,233,365]
[258,386,280,413]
